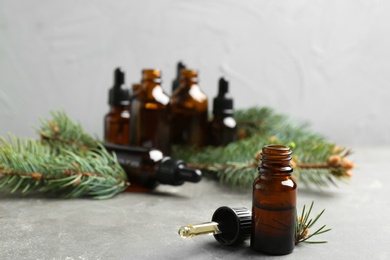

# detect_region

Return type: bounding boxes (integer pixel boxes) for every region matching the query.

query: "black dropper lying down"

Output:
[179,206,252,246]
[103,143,202,187]
[157,157,202,186]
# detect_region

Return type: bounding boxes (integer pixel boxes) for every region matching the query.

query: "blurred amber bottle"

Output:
[171,69,208,147]
[104,143,202,192]
[129,69,171,155]
[209,78,237,146]
[251,145,297,255]
[104,68,131,145]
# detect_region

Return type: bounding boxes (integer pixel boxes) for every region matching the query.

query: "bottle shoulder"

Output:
[133,85,170,107]
[189,84,207,101]
[105,106,130,116]
[173,85,207,101]
[211,115,236,129]
[253,174,297,191]
[171,85,208,111]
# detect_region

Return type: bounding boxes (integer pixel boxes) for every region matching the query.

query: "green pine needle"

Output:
[0,111,129,199]
[37,110,100,150]
[295,201,331,245]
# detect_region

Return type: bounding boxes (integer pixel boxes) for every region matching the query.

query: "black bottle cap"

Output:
[213,77,234,116]
[157,157,202,186]
[172,61,186,92]
[212,206,252,246]
[108,68,130,106]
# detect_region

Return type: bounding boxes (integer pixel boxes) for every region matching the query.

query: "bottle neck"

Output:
[141,69,162,92]
[179,69,198,88]
[259,145,293,175]
[181,78,198,86]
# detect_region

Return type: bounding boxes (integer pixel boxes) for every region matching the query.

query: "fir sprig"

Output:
[37,110,100,150]
[0,112,129,199]
[174,107,354,189]
[295,202,331,244]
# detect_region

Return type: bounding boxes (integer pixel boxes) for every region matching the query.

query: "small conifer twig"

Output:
[0,111,129,199]
[295,201,331,245]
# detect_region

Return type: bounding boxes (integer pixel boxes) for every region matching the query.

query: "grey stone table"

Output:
[0,147,389,260]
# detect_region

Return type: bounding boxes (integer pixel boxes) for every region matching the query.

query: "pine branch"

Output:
[0,111,129,199]
[37,110,100,150]
[173,107,354,189]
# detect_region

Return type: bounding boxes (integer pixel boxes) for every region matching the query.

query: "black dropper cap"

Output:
[172,61,186,93]
[212,206,252,246]
[213,77,234,116]
[108,68,130,106]
[157,157,202,186]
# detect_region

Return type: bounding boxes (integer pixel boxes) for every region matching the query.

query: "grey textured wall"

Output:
[1,0,389,145]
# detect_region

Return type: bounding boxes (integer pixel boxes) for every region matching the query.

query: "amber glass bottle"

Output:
[104,68,131,145]
[104,143,202,192]
[129,69,171,155]
[171,69,208,147]
[251,145,297,255]
[209,78,236,146]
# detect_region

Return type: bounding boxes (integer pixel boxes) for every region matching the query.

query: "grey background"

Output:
[1,0,390,145]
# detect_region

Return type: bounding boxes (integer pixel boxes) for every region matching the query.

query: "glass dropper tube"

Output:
[179,222,221,238]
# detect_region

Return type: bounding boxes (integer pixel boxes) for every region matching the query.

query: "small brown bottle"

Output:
[251,145,297,255]
[129,69,171,155]
[104,143,202,192]
[104,68,131,145]
[209,78,237,146]
[171,69,208,147]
